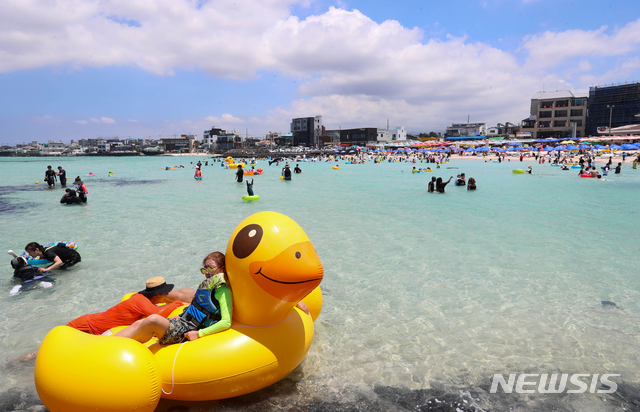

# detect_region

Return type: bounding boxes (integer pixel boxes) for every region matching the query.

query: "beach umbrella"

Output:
[495,148,506,153]
[566,145,578,150]
[610,144,622,150]
[465,147,475,152]
[509,142,522,146]
[594,144,605,149]
[621,144,635,150]
[561,140,576,144]
[543,146,554,151]
[578,144,590,149]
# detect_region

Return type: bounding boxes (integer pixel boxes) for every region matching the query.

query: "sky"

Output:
[1,0,639,145]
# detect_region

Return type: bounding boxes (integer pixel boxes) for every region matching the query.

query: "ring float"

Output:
[35,212,324,411]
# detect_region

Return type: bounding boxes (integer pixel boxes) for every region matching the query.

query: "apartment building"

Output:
[522,91,587,139]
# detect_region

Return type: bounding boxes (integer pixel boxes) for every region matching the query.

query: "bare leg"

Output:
[167,288,196,303]
[114,315,171,343]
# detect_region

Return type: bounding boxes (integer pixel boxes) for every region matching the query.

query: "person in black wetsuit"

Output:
[246,178,254,196]
[10,256,54,295]
[60,189,83,204]
[235,164,244,183]
[282,164,292,180]
[44,166,57,188]
[294,164,302,174]
[25,242,81,272]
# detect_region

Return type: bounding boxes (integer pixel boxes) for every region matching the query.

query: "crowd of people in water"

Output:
[426,172,477,193]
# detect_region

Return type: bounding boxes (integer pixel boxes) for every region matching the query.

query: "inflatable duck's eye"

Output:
[233,224,263,259]
[295,251,301,259]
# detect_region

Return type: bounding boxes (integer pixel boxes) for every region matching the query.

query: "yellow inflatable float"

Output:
[225,156,245,169]
[35,211,324,412]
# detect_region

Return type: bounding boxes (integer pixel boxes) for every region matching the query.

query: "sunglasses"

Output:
[200,266,218,275]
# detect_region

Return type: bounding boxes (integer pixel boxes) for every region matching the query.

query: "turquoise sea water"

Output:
[1,155,640,411]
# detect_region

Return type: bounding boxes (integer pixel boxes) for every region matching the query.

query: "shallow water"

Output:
[1,155,640,411]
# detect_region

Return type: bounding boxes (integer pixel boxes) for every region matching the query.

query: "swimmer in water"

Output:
[246,178,254,196]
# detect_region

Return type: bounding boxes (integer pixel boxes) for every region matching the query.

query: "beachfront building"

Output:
[522,90,588,139]
[586,82,640,136]
[337,128,378,146]
[377,126,407,141]
[161,135,195,153]
[318,130,340,146]
[202,128,238,151]
[291,116,322,147]
[445,122,487,138]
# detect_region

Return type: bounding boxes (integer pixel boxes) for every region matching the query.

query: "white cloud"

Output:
[89,117,115,124]
[127,119,138,122]
[1,1,639,135]
[522,20,640,68]
[204,114,243,124]
[74,120,88,124]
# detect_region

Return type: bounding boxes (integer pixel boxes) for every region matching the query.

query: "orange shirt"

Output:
[67,293,183,335]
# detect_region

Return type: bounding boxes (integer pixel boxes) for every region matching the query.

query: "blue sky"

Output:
[1,0,639,145]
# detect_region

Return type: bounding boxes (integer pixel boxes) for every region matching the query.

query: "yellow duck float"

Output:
[35,211,324,412]
[225,156,245,169]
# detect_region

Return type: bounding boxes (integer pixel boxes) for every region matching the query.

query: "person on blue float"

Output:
[235,164,244,183]
[25,241,81,272]
[115,251,232,344]
[246,178,254,196]
[10,256,54,295]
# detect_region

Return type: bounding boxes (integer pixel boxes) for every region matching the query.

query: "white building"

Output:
[377,126,407,141]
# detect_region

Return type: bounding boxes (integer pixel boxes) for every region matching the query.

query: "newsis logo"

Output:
[490,374,620,394]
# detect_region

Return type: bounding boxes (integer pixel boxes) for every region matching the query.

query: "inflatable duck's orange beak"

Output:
[249,241,323,302]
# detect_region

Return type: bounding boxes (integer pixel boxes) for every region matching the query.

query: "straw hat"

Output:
[138,276,174,297]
